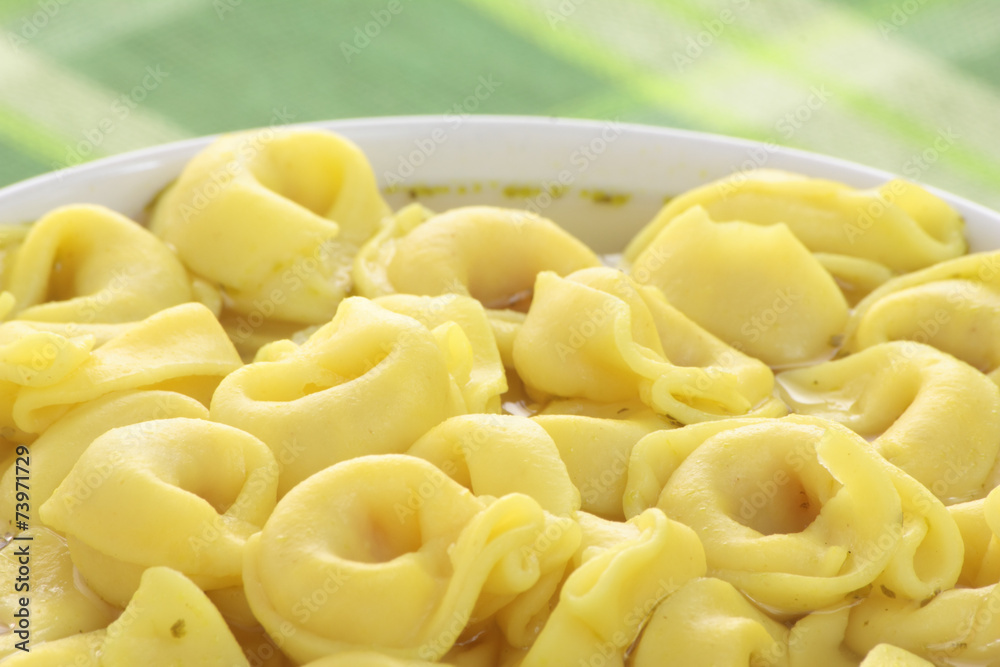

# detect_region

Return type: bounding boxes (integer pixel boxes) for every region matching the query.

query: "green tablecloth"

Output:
[1,0,998,211]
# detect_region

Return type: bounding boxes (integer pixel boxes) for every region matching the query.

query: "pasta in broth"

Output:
[3,126,998,666]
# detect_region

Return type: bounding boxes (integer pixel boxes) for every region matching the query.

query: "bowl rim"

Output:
[1,114,997,225]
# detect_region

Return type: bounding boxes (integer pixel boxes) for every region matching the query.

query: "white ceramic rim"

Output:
[1,115,997,251]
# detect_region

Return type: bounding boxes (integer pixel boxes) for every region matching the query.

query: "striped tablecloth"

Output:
[1,0,998,212]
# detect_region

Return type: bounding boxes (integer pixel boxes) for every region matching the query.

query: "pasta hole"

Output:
[44,253,81,302]
[736,476,822,536]
[327,477,434,565]
[361,514,422,564]
[482,288,534,313]
[172,447,246,515]
[185,477,240,515]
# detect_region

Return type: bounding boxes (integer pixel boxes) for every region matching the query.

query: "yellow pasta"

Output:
[859,644,935,666]
[39,417,278,607]
[211,296,476,495]
[786,606,859,667]
[844,250,1000,382]
[813,252,896,307]
[443,623,521,666]
[625,415,962,613]
[218,307,310,362]
[0,224,31,284]
[845,585,1000,665]
[353,204,601,308]
[99,566,250,666]
[0,390,208,532]
[484,307,525,369]
[204,583,292,667]
[624,169,965,274]
[532,398,676,520]
[630,577,789,666]
[242,455,580,664]
[629,205,849,366]
[0,527,116,659]
[406,414,579,516]
[12,302,242,434]
[0,630,104,666]
[0,325,94,390]
[0,315,147,441]
[2,132,993,664]
[634,555,860,666]
[373,293,507,414]
[948,487,1000,588]
[0,437,14,480]
[228,625,293,667]
[0,317,130,351]
[301,655,441,667]
[512,266,783,424]
[150,128,390,326]
[519,509,705,667]
[4,204,194,323]
[777,341,1000,502]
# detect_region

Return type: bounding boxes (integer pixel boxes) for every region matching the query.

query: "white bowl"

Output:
[1,115,999,253]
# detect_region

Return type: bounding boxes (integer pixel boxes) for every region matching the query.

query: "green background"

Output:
[1,0,998,211]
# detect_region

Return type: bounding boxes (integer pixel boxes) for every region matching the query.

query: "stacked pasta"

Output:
[1,127,997,667]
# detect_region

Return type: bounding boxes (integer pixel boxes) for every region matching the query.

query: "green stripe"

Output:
[543,88,661,120]
[459,0,757,135]
[0,105,81,168]
[669,0,1000,190]
[0,1,40,23]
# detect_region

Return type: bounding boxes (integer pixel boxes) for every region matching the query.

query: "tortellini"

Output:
[625,415,963,613]
[3,135,993,665]
[628,205,849,366]
[777,341,1000,502]
[519,509,705,667]
[630,577,790,667]
[354,204,601,308]
[0,319,126,441]
[243,455,580,664]
[212,297,486,495]
[513,266,783,424]
[845,250,1000,382]
[846,585,1000,665]
[3,204,194,323]
[39,417,278,607]
[6,565,256,667]
[150,129,390,326]
[10,302,241,434]
[624,169,965,274]
[100,566,250,666]
[0,390,209,532]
